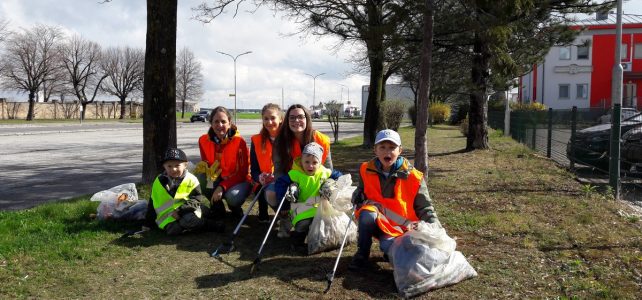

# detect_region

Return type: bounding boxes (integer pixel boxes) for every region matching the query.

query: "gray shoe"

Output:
[277,215,292,238]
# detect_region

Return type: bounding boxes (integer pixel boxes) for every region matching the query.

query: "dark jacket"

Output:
[145,171,205,229]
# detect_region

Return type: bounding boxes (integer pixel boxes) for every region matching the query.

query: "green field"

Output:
[1,126,640,298]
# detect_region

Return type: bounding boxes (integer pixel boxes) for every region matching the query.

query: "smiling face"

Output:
[301,153,320,175]
[163,160,187,179]
[262,108,282,137]
[288,108,307,135]
[210,111,231,140]
[374,141,402,172]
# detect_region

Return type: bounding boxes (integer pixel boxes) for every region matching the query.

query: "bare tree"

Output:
[176,47,203,118]
[101,46,145,119]
[325,100,341,143]
[0,24,64,120]
[59,35,108,119]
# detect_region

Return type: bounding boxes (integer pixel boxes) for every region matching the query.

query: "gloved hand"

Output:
[178,198,201,216]
[351,190,366,206]
[286,183,299,203]
[319,178,336,200]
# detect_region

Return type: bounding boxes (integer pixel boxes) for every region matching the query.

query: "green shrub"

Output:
[381,100,407,131]
[510,102,547,111]
[429,102,451,124]
[408,105,417,126]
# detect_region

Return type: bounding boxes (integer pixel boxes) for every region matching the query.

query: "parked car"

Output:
[190,110,210,122]
[566,112,642,169]
[598,107,639,124]
[621,124,642,174]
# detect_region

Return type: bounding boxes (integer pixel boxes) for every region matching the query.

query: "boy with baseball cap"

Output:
[145,148,223,236]
[348,129,438,270]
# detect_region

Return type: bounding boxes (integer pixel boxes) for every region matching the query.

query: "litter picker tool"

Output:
[211,185,266,258]
[120,226,150,239]
[323,205,356,293]
[250,191,289,274]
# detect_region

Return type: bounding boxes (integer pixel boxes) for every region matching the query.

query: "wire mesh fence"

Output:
[488,106,642,202]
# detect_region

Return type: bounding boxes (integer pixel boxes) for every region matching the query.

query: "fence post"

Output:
[547,108,553,158]
[504,97,511,136]
[609,103,621,200]
[570,106,577,170]
[531,116,537,150]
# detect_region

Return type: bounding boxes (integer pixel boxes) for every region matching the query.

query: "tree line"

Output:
[0,21,203,121]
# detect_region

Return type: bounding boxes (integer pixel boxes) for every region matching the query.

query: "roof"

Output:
[572,13,642,27]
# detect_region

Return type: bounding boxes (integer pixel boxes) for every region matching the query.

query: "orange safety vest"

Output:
[198,133,248,180]
[356,160,423,237]
[289,131,330,164]
[251,134,273,174]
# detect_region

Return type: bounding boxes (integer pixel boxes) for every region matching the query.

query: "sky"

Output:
[1,1,642,110]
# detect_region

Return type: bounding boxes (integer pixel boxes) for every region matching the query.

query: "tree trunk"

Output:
[362,1,386,147]
[81,103,87,120]
[414,0,434,175]
[26,92,35,121]
[142,0,178,184]
[119,96,127,119]
[467,30,490,150]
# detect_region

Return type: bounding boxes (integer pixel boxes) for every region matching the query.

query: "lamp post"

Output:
[338,84,349,104]
[609,0,624,199]
[305,72,325,110]
[217,50,252,123]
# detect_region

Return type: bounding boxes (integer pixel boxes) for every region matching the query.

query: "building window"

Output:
[576,84,588,99]
[559,84,570,99]
[577,46,589,59]
[621,44,628,59]
[635,43,642,59]
[559,47,571,60]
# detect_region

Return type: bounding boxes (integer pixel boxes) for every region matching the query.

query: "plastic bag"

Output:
[90,183,147,221]
[318,174,355,213]
[307,199,357,254]
[388,222,477,298]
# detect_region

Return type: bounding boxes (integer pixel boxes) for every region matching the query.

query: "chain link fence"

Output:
[488,106,642,202]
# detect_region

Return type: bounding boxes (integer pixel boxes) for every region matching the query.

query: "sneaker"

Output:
[277,218,292,238]
[257,215,271,224]
[230,207,244,219]
[348,254,370,271]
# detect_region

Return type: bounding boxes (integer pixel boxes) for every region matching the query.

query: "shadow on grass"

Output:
[429,148,468,157]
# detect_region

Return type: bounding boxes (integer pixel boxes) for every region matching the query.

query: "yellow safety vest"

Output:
[288,160,331,226]
[151,172,200,229]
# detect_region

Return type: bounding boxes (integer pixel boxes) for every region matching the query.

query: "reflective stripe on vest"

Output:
[151,172,200,229]
[251,134,274,174]
[288,165,331,225]
[356,160,422,237]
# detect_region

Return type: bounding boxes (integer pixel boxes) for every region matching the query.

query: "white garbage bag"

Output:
[90,183,147,221]
[388,222,477,298]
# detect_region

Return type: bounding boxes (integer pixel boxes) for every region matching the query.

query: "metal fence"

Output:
[488,106,642,201]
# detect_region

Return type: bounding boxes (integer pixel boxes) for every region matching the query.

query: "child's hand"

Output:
[259,172,274,185]
[211,186,224,203]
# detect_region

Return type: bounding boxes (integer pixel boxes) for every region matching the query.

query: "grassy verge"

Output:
[1,125,640,298]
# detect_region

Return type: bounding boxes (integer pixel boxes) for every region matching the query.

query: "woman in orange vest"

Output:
[197,106,251,219]
[266,104,332,238]
[348,129,438,271]
[249,103,283,223]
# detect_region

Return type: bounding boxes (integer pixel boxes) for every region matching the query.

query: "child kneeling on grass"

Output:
[275,142,342,254]
[349,129,438,270]
[145,148,224,236]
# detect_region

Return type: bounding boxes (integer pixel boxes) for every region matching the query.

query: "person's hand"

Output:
[351,191,366,206]
[286,183,299,203]
[259,172,275,185]
[211,186,224,203]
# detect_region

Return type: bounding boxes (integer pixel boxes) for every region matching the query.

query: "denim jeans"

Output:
[356,210,394,258]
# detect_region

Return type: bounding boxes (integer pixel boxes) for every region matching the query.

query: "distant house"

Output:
[177,100,200,113]
[518,13,642,109]
[361,84,415,118]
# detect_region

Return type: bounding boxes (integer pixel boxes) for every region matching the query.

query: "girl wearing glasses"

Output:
[266,104,333,238]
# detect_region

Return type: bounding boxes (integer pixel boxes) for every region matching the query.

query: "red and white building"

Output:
[519,13,642,109]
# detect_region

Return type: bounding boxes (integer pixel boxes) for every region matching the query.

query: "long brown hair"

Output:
[274,104,313,171]
[208,106,237,132]
[259,103,283,148]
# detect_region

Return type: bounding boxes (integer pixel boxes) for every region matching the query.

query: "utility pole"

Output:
[305,72,325,110]
[217,50,252,123]
[609,0,624,199]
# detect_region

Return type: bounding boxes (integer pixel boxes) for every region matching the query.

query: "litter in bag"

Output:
[90,183,147,221]
[307,199,357,254]
[388,222,477,298]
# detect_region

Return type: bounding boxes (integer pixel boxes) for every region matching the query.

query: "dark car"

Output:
[566,112,642,169]
[190,110,210,122]
[621,124,642,174]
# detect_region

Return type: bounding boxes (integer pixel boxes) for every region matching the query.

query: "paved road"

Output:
[0,120,364,210]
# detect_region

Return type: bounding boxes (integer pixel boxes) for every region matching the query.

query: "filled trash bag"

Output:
[90,183,147,221]
[387,222,477,298]
[308,174,357,254]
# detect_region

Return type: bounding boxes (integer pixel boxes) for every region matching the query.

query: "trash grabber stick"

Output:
[250,191,289,274]
[211,185,266,258]
[324,205,356,294]
[120,226,150,239]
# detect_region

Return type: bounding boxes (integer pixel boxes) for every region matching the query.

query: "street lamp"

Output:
[305,72,325,110]
[338,83,349,104]
[609,0,625,199]
[217,50,252,123]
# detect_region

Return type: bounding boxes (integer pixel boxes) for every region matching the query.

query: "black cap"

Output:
[162,148,188,163]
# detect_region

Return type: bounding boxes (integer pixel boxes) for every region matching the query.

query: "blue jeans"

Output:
[356,210,394,258]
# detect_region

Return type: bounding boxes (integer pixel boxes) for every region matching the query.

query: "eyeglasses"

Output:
[288,114,306,121]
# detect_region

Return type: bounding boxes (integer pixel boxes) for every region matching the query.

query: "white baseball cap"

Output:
[374,129,401,146]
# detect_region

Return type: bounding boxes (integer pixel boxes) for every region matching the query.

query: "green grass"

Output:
[1,125,641,298]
